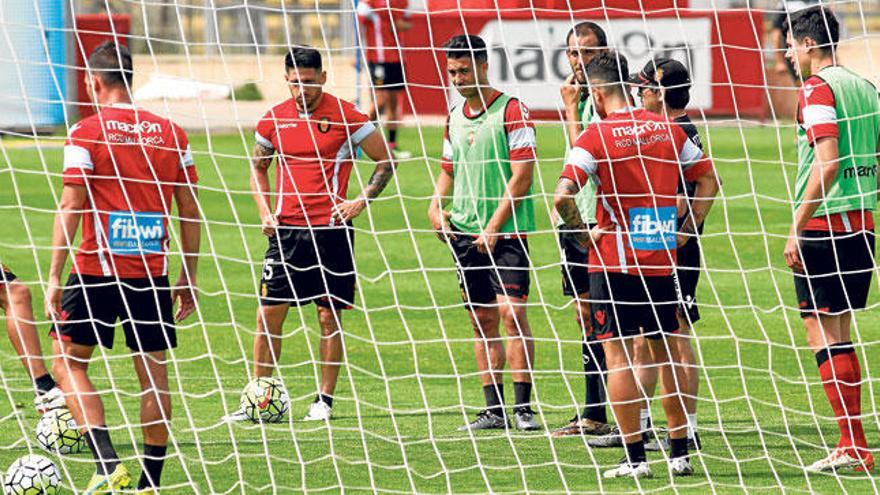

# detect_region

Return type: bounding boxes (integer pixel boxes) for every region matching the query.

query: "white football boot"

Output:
[303,401,332,421]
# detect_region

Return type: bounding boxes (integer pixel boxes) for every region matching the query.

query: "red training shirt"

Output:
[255,93,376,227]
[561,107,714,276]
[356,0,410,64]
[62,103,197,278]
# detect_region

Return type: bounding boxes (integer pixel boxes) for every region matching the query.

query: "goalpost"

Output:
[0,0,878,492]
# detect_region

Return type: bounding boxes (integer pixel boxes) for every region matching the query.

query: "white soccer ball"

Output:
[3,454,60,495]
[35,409,84,455]
[240,377,290,423]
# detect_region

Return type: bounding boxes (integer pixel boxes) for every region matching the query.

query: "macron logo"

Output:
[108,211,165,255]
[106,120,162,134]
[611,120,664,139]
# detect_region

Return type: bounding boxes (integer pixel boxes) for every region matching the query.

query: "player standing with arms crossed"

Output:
[552,21,613,438]
[784,7,879,472]
[555,52,718,478]
[46,42,201,492]
[223,47,397,423]
[428,35,539,431]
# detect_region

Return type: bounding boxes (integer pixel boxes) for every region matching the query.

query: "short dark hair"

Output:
[566,21,607,49]
[664,87,690,109]
[87,41,133,88]
[586,51,628,97]
[444,35,488,64]
[790,6,839,53]
[285,46,322,71]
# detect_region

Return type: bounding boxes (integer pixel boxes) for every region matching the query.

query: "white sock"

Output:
[640,408,651,432]
[687,413,698,439]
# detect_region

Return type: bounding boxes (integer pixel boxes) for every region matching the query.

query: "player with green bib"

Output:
[784,6,880,473]
[428,35,540,431]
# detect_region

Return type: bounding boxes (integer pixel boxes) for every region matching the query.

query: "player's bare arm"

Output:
[332,131,398,223]
[172,183,201,322]
[678,167,721,247]
[784,136,840,271]
[45,184,87,320]
[474,160,533,253]
[553,177,595,248]
[249,142,277,237]
[560,74,584,145]
[428,168,455,242]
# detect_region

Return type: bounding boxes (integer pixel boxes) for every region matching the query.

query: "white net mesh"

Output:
[0,0,878,492]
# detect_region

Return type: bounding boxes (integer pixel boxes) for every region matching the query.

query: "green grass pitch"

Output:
[0,122,879,493]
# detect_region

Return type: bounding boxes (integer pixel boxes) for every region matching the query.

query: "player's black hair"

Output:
[444,35,488,65]
[566,21,607,50]
[790,6,839,54]
[586,51,628,97]
[87,41,133,88]
[285,46,323,71]
[664,87,690,110]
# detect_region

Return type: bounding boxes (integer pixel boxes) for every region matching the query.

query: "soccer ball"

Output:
[3,454,60,494]
[240,377,289,423]
[35,408,84,455]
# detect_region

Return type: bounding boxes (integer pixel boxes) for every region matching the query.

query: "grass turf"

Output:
[0,123,879,493]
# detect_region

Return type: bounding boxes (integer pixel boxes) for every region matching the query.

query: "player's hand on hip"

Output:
[784,230,804,272]
[261,213,279,237]
[430,209,456,243]
[332,198,366,223]
[44,283,62,321]
[560,74,580,109]
[474,231,497,254]
[172,277,198,322]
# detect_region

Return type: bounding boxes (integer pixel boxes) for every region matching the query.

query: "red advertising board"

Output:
[72,14,131,119]
[398,8,765,118]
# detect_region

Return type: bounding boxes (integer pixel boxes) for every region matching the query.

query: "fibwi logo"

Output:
[108,211,165,255]
[628,207,677,251]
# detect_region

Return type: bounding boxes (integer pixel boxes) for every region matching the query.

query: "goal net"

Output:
[0,0,878,492]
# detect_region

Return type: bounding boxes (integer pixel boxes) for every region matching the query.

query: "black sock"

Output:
[34,374,56,394]
[670,436,689,459]
[85,427,120,475]
[625,440,647,465]
[513,382,532,413]
[582,340,607,423]
[482,383,504,417]
[388,129,397,145]
[137,444,167,489]
[317,394,333,407]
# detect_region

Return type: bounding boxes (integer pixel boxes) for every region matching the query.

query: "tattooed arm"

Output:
[554,177,591,247]
[333,130,398,223]
[249,142,277,236]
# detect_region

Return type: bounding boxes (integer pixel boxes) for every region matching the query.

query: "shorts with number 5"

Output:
[259,226,356,310]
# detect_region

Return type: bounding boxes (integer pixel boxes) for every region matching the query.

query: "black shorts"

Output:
[676,235,701,325]
[590,273,680,340]
[50,274,175,352]
[0,266,16,286]
[260,226,356,310]
[794,230,875,317]
[449,232,530,307]
[559,225,593,298]
[367,62,405,89]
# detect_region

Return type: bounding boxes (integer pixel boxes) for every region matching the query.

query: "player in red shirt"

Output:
[0,265,64,413]
[554,52,718,479]
[45,42,201,492]
[223,46,397,423]
[357,0,412,157]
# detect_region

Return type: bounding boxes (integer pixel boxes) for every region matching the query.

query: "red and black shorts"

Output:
[51,274,176,352]
[448,230,530,308]
[260,226,356,310]
[368,62,405,89]
[794,229,875,317]
[675,232,702,326]
[590,272,680,340]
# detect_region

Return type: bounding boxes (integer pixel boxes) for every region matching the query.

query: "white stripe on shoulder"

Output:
[254,131,274,150]
[802,105,837,130]
[179,144,194,168]
[63,145,93,171]
[567,146,597,175]
[350,121,377,145]
[678,138,704,168]
[508,126,536,150]
[442,138,453,160]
